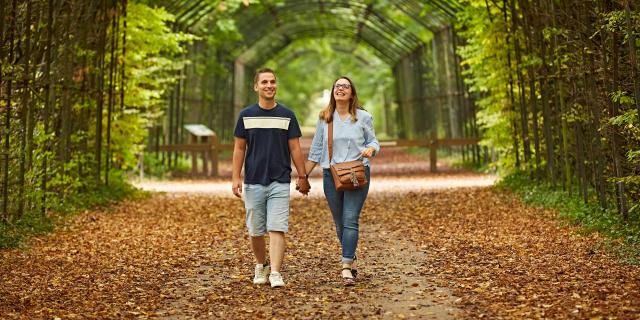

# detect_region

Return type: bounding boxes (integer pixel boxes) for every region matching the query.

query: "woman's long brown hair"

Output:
[319,76,361,123]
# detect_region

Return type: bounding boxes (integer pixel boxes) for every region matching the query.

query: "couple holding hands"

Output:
[231,68,380,287]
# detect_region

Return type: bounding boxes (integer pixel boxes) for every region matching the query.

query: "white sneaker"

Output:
[253,264,270,285]
[269,272,285,288]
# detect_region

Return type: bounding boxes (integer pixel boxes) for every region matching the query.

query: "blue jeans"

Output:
[323,166,370,264]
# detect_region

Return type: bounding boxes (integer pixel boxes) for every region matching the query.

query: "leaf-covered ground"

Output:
[1,145,638,319]
[2,171,639,319]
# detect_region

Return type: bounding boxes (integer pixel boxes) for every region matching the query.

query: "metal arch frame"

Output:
[248,40,377,77]
[231,0,425,62]
[154,0,461,33]
[155,0,471,142]
[236,24,405,65]
[239,27,400,67]
[154,0,217,27]
[232,1,370,49]
[156,0,460,63]
[393,0,450,31]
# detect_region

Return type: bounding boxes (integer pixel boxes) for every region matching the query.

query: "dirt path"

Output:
[1,174,639,319]
[133,172,497,196]
[152,203,461,319]
[356,223,460,319]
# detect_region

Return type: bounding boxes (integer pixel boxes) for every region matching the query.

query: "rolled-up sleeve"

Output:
[308,119,324,163]
[363,114,380,155]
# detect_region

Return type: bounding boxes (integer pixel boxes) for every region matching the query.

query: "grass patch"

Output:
[406,146,490,171]
[139,151,233,179]
[0,172,147,249]
[450,157,491,172]
[498,171,640,264]
[139,153,191,179]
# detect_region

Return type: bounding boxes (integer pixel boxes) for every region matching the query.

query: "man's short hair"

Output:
[254,67,276,85]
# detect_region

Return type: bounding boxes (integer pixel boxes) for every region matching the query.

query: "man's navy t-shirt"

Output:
[233,103,302,185]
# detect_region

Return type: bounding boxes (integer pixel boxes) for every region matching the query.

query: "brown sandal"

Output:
[342,267,355,286]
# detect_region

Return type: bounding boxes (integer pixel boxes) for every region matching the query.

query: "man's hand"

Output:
[295,176,311,196]
[232,178,243,198]
[231,137,246,199]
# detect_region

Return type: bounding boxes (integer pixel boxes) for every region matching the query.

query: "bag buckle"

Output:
[349,169,359,187]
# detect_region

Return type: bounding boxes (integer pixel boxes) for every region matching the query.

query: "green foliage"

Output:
[455,0,640,217]
[610,175,640,209]
[609,109,637,127]
[124,2,196,116]
[190,0,248,44]
[265,38,395,135]
[107,1,198,175]
[0,212,55,249]
[456,0,517,172]
[0,1,197,248]
[607,98,640,166]
[48,153,93,194]
[375,2,433,44]
[138,153,192,179]
[601,10,627,33]
[139,153,168,178]
[609,90,636,107]
[565,103,592,124]
[499,172,640,264]
[627,150,640,162]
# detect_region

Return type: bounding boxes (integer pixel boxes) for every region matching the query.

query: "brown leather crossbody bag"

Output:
[328,120,368,191]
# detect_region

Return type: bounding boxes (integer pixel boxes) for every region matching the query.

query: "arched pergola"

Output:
[153,0,474,145]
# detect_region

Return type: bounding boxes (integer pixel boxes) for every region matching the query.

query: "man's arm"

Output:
[232,137,247,198]
[289,137,306,177]
[288,138,309,195]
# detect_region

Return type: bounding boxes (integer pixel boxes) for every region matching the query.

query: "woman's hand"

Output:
[360,147,375,158]
[296,176,311,196]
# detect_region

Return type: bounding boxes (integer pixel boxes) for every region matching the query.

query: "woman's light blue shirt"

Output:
[308,109,380,169]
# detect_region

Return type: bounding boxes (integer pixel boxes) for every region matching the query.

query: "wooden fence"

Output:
[152,134,480,177]
[379,135,481,173]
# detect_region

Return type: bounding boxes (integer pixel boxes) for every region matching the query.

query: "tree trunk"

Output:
[18,0,33,217]
[608,29,628,218]
[575,121,587,202]
[0,0,7,219]
[120,0,127,112]
[42,0,54,215]
[105,0,118,185]
[550,0,571,192]
[95,0,108,185]
[59,0,74,171]
[580,1,607,209]
[502,0,520,168]
[537,0,555,185]
[77,1,91,179]
[511,0,530,164]
[625,0,640,125]
[520,0,542,180]
[4,0,18,216]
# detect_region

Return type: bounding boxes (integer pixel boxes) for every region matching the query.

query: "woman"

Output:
[304,76,380,286]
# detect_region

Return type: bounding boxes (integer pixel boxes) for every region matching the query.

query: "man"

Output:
[232,68,310,288]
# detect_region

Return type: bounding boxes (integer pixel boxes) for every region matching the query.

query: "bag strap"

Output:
[328,120,333,163]
[328,117,365,163]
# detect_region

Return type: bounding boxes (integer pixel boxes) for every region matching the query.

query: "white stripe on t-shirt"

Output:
[243,117,290,130]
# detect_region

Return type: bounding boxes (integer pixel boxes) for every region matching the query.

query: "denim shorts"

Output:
[244,181,290,236]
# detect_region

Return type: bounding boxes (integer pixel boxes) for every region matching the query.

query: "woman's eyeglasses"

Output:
[334,83,351,90]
